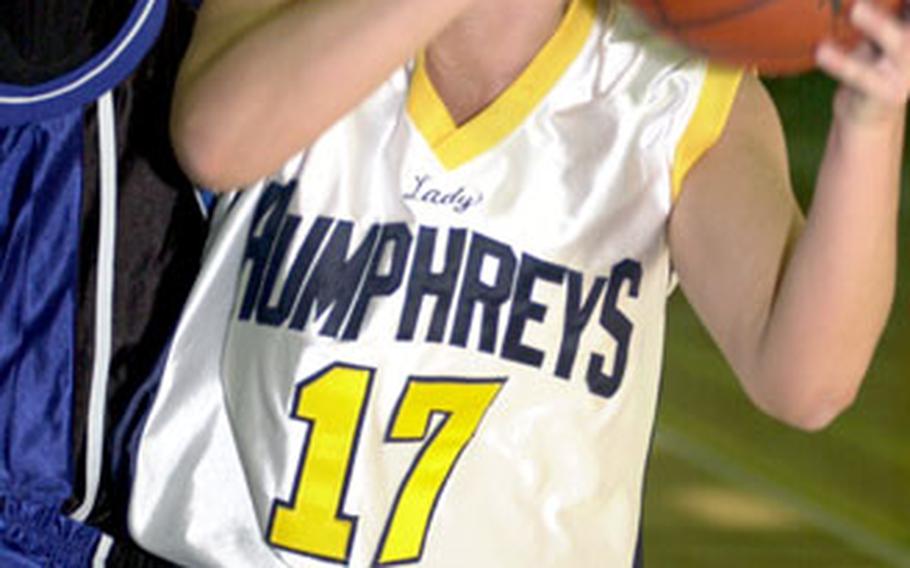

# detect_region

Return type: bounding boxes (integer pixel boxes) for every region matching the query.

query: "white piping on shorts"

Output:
[71,91,117,522]
[92,534,114,567]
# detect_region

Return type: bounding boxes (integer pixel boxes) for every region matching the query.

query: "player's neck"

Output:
[425,0,570,125]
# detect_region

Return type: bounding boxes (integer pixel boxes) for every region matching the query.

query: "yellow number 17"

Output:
[267,363,504,565]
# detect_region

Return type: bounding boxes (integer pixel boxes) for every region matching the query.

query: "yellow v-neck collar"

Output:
[407,0,597,170]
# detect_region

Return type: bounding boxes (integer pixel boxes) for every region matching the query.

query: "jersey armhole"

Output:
[670,64,745,203]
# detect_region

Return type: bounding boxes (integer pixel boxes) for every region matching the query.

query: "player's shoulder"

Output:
[693,71,786,178]
[588,1,727,122]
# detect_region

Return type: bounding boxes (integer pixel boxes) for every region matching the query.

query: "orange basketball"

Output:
[628,0,905,75]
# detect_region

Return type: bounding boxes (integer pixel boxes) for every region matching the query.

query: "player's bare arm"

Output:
[670,0,907,431]
[171,0,483,190]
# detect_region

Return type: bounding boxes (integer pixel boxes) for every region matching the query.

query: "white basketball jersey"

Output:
[130,1,742,566]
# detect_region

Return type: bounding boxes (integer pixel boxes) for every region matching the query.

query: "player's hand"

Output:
[815,0,910,126]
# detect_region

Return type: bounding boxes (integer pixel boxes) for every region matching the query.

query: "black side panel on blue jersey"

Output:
[66,0,206,547]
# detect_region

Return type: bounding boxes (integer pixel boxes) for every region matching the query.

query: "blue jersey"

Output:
[0,1,205,565]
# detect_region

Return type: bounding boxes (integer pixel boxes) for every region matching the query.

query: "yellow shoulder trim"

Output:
[671,65,745,202]
[407,0,597,170]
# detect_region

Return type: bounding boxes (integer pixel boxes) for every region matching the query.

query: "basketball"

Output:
[628,0,904,75]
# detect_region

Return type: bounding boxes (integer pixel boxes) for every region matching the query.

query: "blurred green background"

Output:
[644,74,910,567]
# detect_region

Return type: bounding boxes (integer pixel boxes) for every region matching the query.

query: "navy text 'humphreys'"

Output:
[237,181,643,399]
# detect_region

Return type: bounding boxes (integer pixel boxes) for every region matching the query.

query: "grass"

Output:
[644,73,910,566]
